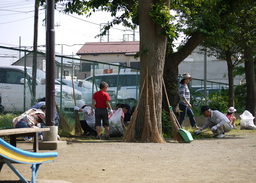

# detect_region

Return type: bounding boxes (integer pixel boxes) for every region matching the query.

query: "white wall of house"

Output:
[80,54,139,67]
[78,45,244,85]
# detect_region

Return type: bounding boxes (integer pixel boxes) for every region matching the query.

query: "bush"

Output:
[0,113,17,129]
[162,109,172,137]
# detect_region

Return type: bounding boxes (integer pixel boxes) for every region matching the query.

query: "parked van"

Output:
[85,72,140,100]
[0,66,85,112]
[57,78,117,105]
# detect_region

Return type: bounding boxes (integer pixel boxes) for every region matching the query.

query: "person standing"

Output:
[178,72,198,128]
[91,81,112,139]
[196,105,232,138]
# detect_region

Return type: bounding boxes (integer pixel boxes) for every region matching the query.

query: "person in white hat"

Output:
[13,107,46,141]
[226,107,237,129]
[178,72,199,128]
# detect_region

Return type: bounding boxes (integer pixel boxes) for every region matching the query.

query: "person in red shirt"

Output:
[91,81,112,139]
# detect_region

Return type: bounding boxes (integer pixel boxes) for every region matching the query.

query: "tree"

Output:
[163,0,256,117]
[237,2,256,116]
[135,0,170,141]
[201,0,256,115]
[43,0,171,141]
[163,0,226,113]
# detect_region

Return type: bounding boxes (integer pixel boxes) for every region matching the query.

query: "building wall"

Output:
[179,47,244,85]
[80,54,139,67]
[77,46,244,85]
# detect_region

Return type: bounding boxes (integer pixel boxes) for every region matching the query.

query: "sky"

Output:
[0,0,140,65]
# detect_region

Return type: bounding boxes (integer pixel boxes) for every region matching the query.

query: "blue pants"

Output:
[179,103,197,127]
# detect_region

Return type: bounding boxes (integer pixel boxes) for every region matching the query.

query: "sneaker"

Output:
[57,135,60,140]
[193,125,200,130]
[23,137,33,141]
[39,135,43,140]
[216,134,225,138]
[96,136,101,140]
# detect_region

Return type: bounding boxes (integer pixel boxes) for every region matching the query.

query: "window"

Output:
[81,63,91,72]
[5,70,25,84]
[130,62,140,69]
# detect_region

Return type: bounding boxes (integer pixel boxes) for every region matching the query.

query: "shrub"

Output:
[0,113,17,129]
[162,109,172,137]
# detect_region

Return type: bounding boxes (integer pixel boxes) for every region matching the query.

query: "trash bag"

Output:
[240,110,256,130]
[108,108,124,136]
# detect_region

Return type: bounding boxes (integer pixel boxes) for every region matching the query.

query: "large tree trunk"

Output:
[225,50,235,107]
[244,47,256,117]
[163,32,206,113]
[135,0,169,141]
[163,45,180,115]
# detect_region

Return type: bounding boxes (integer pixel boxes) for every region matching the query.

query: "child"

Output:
[226,107,237,129]
[91,81,112,139]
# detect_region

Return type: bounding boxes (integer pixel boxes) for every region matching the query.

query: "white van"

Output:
[0,66,85,112]
[57,78,117,105]
[85,72,140,100]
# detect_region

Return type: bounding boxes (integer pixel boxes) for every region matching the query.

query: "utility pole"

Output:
[32,0,39,106]
[46,0,56,126]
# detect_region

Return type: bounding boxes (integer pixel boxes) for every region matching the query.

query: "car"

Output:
[0,66,85,112]
[85,72,140,100]
[58,78,118,105]
[57,79,95,105]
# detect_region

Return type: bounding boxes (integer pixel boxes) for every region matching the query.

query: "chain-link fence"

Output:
[0,46,140,114]
[0,45,230,114]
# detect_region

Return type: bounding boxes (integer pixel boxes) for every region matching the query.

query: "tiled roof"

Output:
[77,41,139,55]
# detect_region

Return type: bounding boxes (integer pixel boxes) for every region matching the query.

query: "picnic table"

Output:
[0,128,50,152]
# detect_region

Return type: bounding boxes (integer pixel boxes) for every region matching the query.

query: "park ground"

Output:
[0,129,256,183]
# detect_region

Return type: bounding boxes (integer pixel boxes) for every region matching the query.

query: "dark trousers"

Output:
[80,120,97,136]
[179,103,197,127]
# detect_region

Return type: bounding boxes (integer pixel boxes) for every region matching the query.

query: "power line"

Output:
[0,15,33,25]
[0,1,34,10]
[0,8,35,14]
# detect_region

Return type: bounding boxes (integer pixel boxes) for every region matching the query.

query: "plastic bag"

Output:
[240,110,256,130]
[108,108,124,136]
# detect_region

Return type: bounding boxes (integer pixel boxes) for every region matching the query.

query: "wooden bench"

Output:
[0,137,58,183]
[0,128,50,152]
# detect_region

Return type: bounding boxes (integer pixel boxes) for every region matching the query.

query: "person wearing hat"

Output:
[178,72,199,128]
[226,107,237,129]
[13,107,46,141]
[195,105,232,138]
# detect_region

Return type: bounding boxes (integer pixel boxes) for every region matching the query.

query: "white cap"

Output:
[228,107,236,113]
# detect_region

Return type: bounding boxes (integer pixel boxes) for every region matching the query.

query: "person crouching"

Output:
[195,105,232,138]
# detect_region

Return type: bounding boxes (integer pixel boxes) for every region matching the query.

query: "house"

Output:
[77,41,243,85]
[77,41,140,67]
[76,41,140,78]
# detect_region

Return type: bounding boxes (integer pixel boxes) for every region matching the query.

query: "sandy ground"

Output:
[1,129,256,183]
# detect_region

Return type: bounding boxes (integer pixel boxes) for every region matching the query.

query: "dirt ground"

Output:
[1,129,256,183]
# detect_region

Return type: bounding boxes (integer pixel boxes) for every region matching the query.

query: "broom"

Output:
[55,103,71,132]
[150,76,165,143]
[71,76,82,136]
[123,75,146,142]
[162,78,185,143]
[141,67,152,142]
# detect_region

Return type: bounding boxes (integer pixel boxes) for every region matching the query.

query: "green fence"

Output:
[0,45,229,115]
